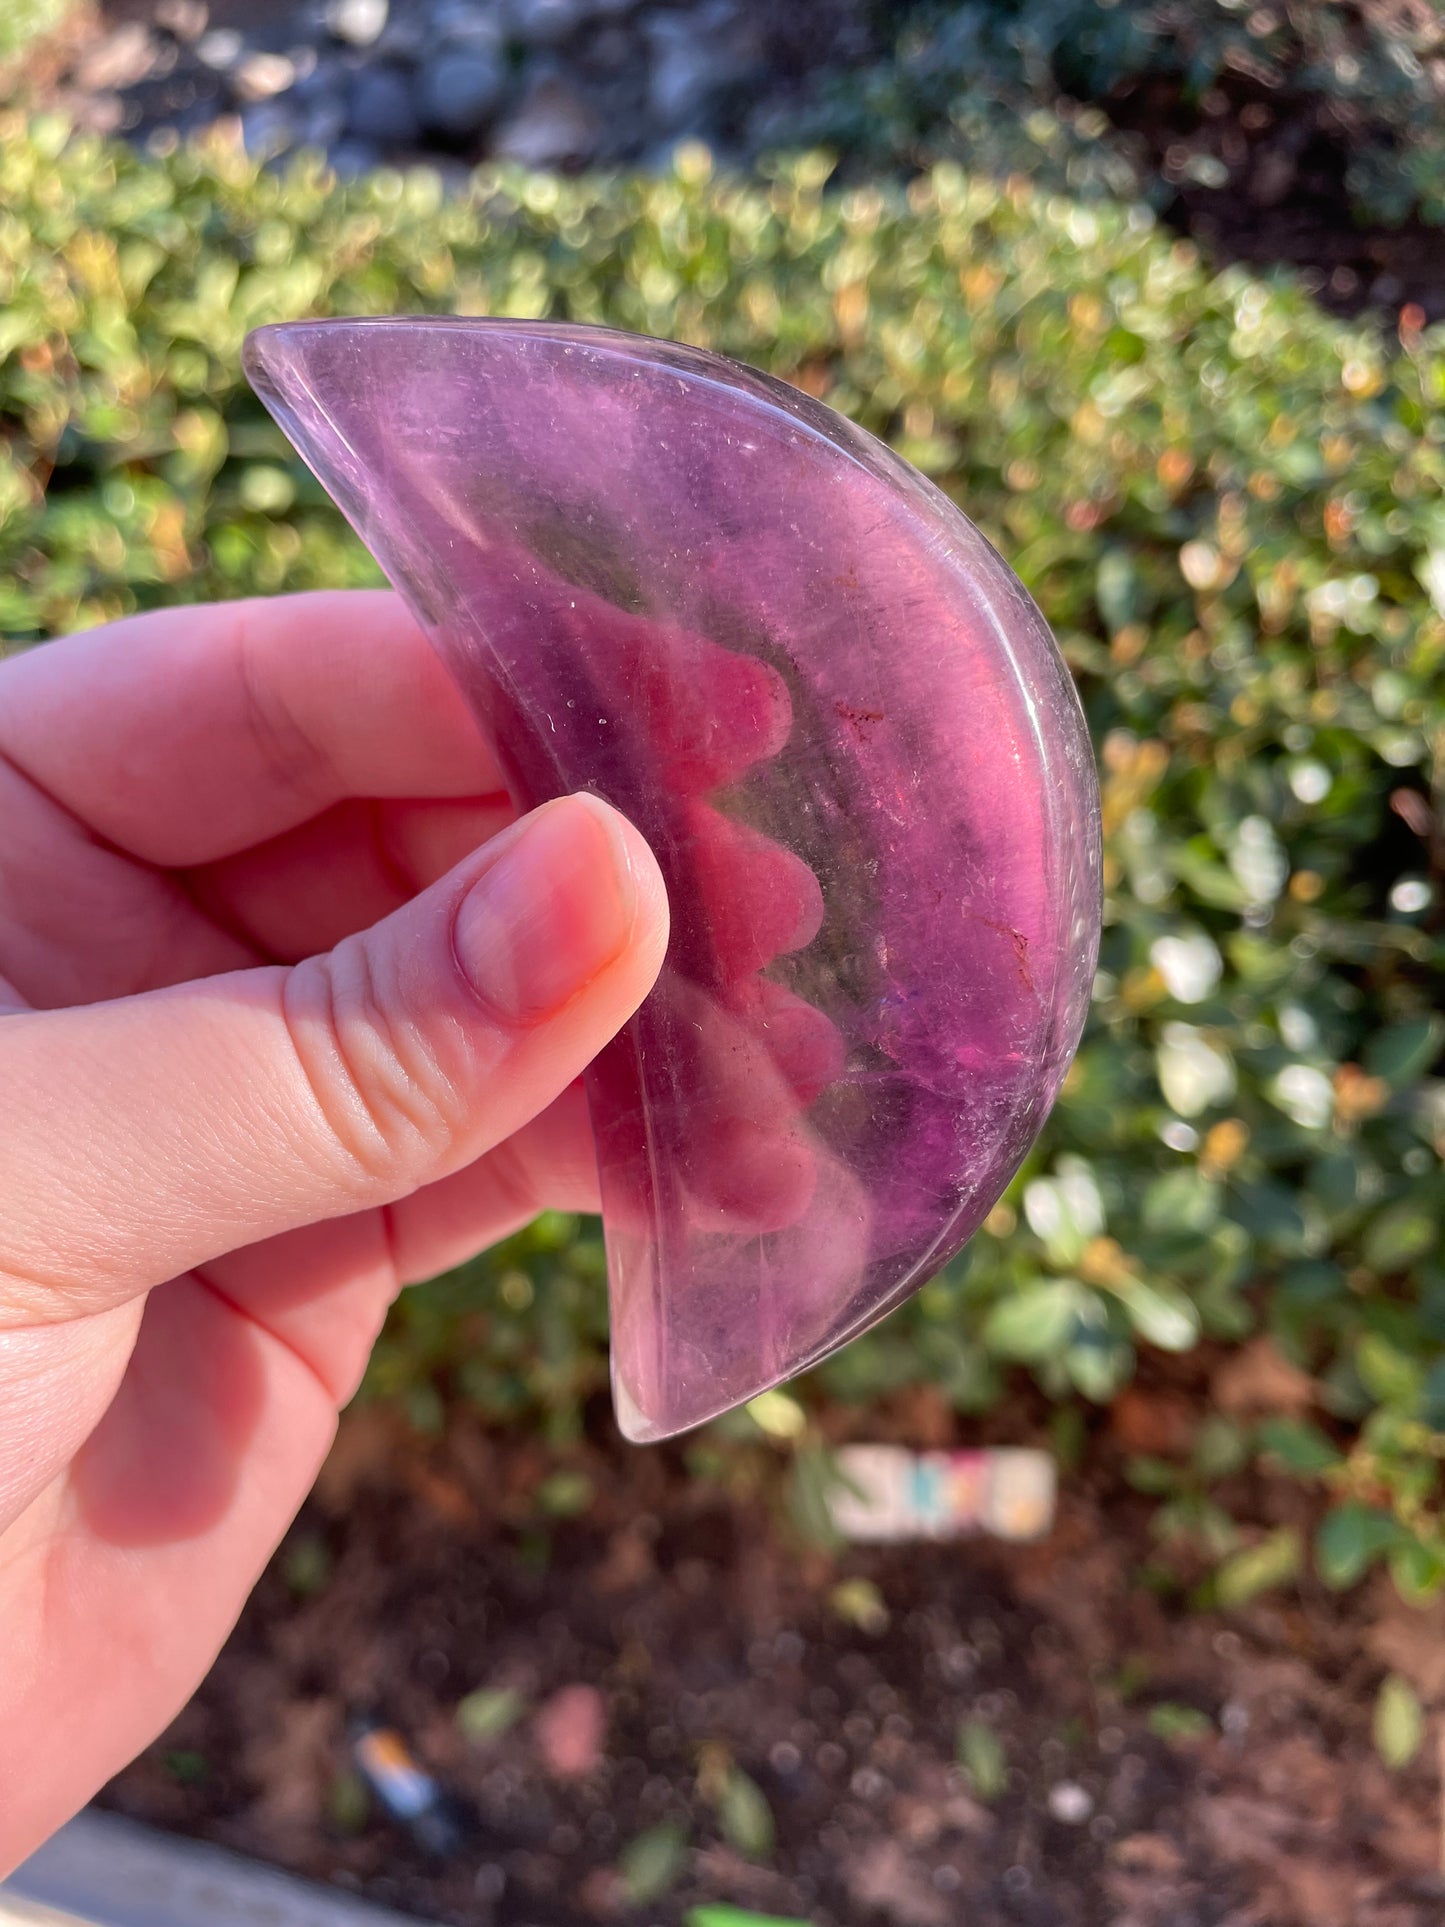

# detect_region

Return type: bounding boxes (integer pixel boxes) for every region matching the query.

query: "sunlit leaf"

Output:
[1364,1017,1443,1086]
[620,1822,689,1904]
[1316,1504,1401,1590]
[956,1719,1008,1800]
[1214,1528,1301,1607]
[984,1280,1083,1360]
[716,1769,774,1861]
[456,1687,526,1744]
[1114,1277,1200,1352]
[1374,1674,1424,1770]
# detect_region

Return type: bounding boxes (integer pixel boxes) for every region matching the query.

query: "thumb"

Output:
[0,794,668,1322]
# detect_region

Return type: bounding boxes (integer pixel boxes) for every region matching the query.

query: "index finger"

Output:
[0,591,505,866]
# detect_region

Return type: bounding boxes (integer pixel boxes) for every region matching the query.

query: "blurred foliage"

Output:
[1,115,1443,1590]
[800,0,1445,231]
[956,1717,1008,1799]
[0,0,74,66]
[1373,1670,1425,1767]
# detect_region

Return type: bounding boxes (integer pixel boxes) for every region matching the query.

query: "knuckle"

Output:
[281,937,467,1188]
[230,607,337,812]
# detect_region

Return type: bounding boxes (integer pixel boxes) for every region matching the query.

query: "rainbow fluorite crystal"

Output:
[244,319,1102,1441]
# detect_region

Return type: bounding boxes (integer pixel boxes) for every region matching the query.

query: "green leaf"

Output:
[456,1687,526,1744]
[1126,1455,1182,1496]
[956,1719,1007,1800]
[1192,1415,1248,1480]
[830,1577,890,1634]
[1355,1334,1422,1412]
[1363,1202,1436,1276]
[1390,1537,1445,1604]
[1230,1181,1308,1256]
[1114,1277,1201,1352]
[1171,848,1247,911]
[983,1279,1081,1360]
[327,1769,370,1834]
[1214,1528,1301,1607]
[686,1910,811,1927]
[1255,1417,1341,1474]
[1316,1503,1401,1590]
[747,1389,808,1439]
[535,1470,593,1517]
[1308,1153,1360,1216]
[787,1445,845,1551]
[1363,1017,1443,1086]
[1420,1360,1445,1430]
[717,1769,774,1861]
[1023,1163,1103,1265]
[1096,548,1140,630]
[1146,1702,1213,1743]
[1374,1674,1424,1769]
[1279,1260,1346,1305]
[1142,1169,1221,1236]
[619,1822,689,1905]
[282,1532,331,1597]
[1066,1325,1132,1402]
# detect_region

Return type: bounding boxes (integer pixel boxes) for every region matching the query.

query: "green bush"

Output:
[0,0,72,65]
[1,115,1442,1592]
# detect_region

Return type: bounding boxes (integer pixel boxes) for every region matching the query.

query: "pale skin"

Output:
[0,591,670,1870]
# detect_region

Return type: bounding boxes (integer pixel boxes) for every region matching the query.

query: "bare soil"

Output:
[1105,66,1445,322]
[104,1391,1445,1927]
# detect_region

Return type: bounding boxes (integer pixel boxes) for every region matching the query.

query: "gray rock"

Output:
[194,27,244,71]
[645,16,712,126]
[585,24,635,73]
[348,65,420,144]
[327,0,390,46]
[240,100,300,159]
[153,0,208,41]
[328,134,384,175]
[290,60,343,106]
[416,47,508,135]
[299,91,349,150]
[233,52,298,102]
[428,0,507,41]
[75,22,158,90]
[375,14,430,59]
[508,0,587,47]
[646,2,760,127]
[492,72,599,166]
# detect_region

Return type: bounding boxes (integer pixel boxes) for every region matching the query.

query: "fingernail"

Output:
[453,795,638,1025]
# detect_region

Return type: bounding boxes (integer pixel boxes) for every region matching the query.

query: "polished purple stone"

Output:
[243,319,1102,1441]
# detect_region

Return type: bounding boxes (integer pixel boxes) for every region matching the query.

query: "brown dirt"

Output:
[103,1397,1445,1927]
[1104,66,1445,323]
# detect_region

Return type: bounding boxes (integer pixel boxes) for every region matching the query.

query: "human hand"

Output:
[0,591,668,1868]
